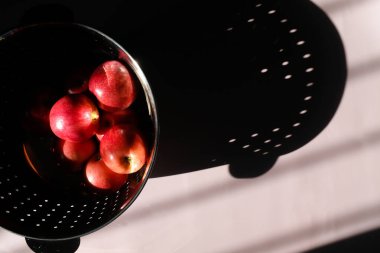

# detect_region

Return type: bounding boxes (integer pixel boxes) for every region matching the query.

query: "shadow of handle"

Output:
[25,238,80,253]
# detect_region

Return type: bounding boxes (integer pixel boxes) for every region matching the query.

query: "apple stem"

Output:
[122,156,132,169]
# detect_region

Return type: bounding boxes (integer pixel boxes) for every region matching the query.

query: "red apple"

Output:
[100,124,147,174]
[49,94,100,142]
[60,139,97,164]
[96,109,137,141]
[85,154,127,191]
[89,60,136,111]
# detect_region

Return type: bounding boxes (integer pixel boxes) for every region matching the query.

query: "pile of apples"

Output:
[48,60,147,191]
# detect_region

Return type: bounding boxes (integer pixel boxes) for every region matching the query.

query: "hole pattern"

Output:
[243,2,315,156]
[0,172,131,233]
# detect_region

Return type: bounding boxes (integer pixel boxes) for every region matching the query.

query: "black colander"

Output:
[0,23,158,251]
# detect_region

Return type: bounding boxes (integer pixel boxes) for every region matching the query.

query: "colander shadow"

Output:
[113,0,347,178]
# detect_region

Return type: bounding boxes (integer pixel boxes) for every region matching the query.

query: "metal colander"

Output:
[0,23,158,251]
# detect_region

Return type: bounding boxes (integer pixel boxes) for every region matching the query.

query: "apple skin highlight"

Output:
[49,94,100,143]
[100,124,147,175]
[85,154,127,191]
[89,60,136,112]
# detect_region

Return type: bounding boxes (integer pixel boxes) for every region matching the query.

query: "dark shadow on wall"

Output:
[117,0,347,179]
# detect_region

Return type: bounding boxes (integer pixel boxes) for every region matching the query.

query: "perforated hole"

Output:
[228,138,236,143]
[272,128,280,132]
[285,74,292,79]
[304,96,312,101]
[300,110,308,115]
[261,68,268,73]
[306,82,314,87]
[251,133,259,138]
[264,139,271,144]
[281,19,288,23]
[275,144,282,148]
[289,28,298,33]
[243,145,250,149]
[256,3,262,7]
[285,134,293,139]
[282,61,289,66]
[306,67,314,73]
[303,53,311,59]
[247,18,255,23]
[268,10,276,14]
[297,40,305,45]
[226,27,233,32]
[293,123,301,127]
[263,152,269,155]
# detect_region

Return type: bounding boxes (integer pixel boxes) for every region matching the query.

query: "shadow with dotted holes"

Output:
[111,0,347,178]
